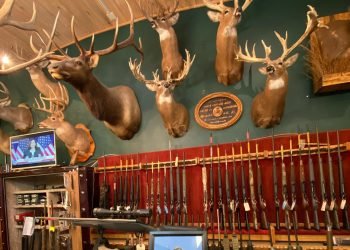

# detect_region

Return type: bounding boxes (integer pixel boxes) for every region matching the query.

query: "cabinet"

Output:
[0,166,94,250]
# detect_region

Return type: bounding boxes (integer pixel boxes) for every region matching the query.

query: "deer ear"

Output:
[284,53,299,68]
[258,67,268,75]
[168,13,179,26]
[88,54,100,68]
[207,11,221,22]
[145,83,158,92]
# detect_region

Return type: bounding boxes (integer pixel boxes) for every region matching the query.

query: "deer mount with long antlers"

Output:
[47,0,143,140]
[129,50,195,138]
[34,87,95,166]
[204,0,253,86]
[237,5,322,128]
[139,0,184,79]
[0,82,33,133]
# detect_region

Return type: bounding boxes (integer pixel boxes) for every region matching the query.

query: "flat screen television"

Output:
[10,130,57,170]
[148,230,207,250]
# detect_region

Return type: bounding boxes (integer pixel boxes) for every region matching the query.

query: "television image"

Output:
[149,230,207,250]
[10,130,57,170]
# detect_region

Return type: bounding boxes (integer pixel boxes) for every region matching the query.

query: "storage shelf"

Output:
[13,188,67,194]
[14,204,66,209]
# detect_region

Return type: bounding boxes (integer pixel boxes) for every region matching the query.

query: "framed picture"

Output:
[308,11,350,93]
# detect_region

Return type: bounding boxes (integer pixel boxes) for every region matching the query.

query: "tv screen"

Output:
[10,130,57,170]
[149,230,207,250]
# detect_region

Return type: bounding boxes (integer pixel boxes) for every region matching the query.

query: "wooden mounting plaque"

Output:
[194,92,242,130]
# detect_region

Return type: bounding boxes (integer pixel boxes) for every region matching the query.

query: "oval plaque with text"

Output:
[194,92,243,130]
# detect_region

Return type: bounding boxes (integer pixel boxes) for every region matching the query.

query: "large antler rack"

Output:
[237,5,322,63]
[129,49,195,86]
[139,0,179,21]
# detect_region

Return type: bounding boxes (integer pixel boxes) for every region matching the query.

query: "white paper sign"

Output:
[244,202,250,211]
[22,217,35,236]
[329,200,335,211]
[291,200,296,210]
[340,199,346,210]
[321,201,327,211]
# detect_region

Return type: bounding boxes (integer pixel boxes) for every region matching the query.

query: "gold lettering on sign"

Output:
[194,92,243,130]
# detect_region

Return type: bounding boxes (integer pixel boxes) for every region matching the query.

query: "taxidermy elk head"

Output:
[237,6,321,128]
[0,82,33,133]
[129,50,195,138]
[138,0,183,79]
[204,0,253,86]
[34,86,95,165]
[47,0,143,140]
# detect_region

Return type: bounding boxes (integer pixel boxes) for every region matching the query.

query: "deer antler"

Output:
[0,0,37,31]
[241,0,253,12]
[236,40,271,63]
[275,5,320,61]
[34,83,69,115]
[0,81,11,107]
[203,0,225,13]
[129,49,195,86]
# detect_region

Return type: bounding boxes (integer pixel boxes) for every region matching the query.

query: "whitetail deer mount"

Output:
[34,89,95,166]
[237,5,322,128]
[138,0,183,79]
[0,82,33,133]
[204,0,253,86]
[0,129,10,155]
[47,0,142,140]
[129,50,195,138]
[0,0,58,75]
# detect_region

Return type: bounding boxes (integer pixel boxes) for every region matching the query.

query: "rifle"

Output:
[298,133,311,230]
[247,130,258,231]
[241,145,254,250]
[224,150,233,231]
[176,155,182,226]
[202,148,209,229]
[163,158,169,225]
[232,145,242,249]
[209,133,215,231]
[145,161,150,224]
[118,159,123,211]
[130,158,134,211]
[336,130,350,230]
[327,132,340,230]
[217,209,224,250]
[99,155,109,209]
[134,157,140,210]
[217,146,224,230]
[272,128,280,230]
[316,127,331,229]
[156,160,161,227]
[307,131,320,231]
[41,202,47,250]
[182,152,188,226]
[49,200,54,250]
[326,225,334,250]
[281,145,291,232]
[169,140,175,225]
[124,159,129,211]
[222,206,230,250]
[113,161,117,211]
[289,138,298,230]
[150,161,154,226]
[256,143,268,230]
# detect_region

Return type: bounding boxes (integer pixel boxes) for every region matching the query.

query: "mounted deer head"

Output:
[204,0,253,86]
[138,0,183,78]
[129,50,195,137]
[47,0,142,140]
[0,129,10,155]
[237,6,321,128]
[0,82,33,132]
[0,0,58,75]
[34,88,95,165]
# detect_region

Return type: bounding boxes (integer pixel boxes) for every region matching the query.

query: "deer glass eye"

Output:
[224,10,229,14]
[278,62,283,65]
[75,60,83,66]
[51,117,56,121]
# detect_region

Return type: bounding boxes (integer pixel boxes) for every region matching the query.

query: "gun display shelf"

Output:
[93,129,350,249]
[0,166,93,250]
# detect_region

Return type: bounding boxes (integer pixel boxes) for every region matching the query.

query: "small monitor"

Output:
[149,230,207,250]
[10,130,57,171]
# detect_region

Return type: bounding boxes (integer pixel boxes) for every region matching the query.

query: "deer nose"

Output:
[164,83,170,88]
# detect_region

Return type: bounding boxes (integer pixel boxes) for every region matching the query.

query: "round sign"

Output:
[194,92,243,130]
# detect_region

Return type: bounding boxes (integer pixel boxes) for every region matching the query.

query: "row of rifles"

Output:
[202,129,349,250]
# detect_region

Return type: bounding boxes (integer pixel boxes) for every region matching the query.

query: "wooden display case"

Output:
[0,166,94,250]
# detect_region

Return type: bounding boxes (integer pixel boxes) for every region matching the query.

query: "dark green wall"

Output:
[0,0,349,164]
